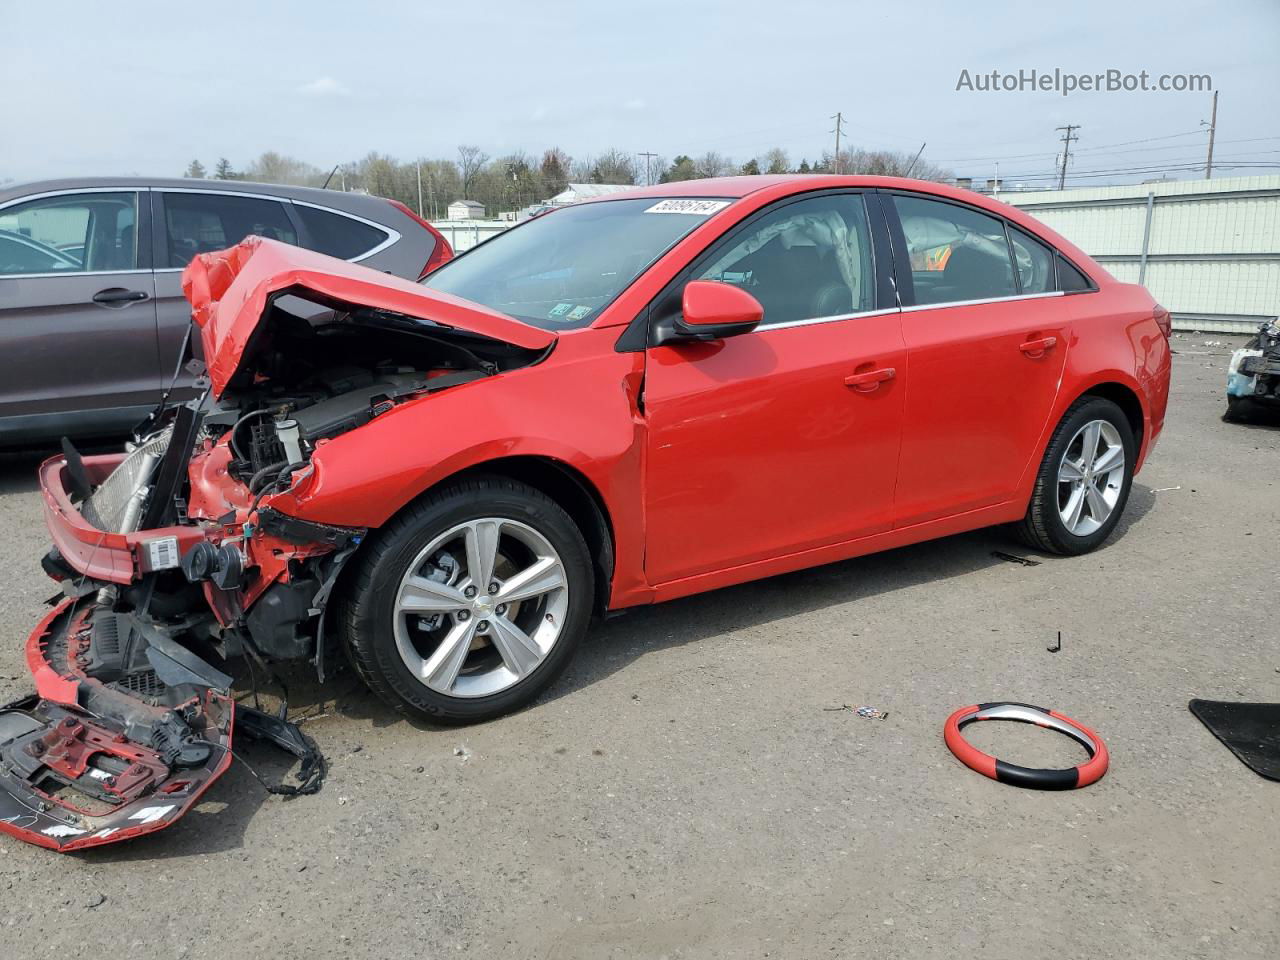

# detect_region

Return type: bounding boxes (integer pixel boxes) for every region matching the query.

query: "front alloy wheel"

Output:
[339,477,593,723]
[392,518,569,698]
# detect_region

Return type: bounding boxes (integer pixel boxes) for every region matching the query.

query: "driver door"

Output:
[642,192,906,584]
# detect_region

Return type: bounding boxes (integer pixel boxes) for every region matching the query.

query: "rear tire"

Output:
[1018,396,1136,556]
[337,476,594,723]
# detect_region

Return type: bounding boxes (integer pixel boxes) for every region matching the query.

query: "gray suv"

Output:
[0,177,452,444]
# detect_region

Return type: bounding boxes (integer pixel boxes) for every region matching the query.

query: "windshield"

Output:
[421,197,730,329]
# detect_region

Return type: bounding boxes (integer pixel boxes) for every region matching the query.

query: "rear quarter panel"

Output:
[1017,281,1170,500]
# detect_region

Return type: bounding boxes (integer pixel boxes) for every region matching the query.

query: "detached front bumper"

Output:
[0,600,234,852]
[3,448,343,853]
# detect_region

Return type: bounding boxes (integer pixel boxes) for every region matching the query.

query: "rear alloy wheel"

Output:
[1018,397,1136,555]
[339,478,593,723]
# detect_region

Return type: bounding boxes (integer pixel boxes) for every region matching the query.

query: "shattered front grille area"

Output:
[110,669,167,699]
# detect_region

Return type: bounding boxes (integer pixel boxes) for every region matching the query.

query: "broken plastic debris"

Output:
[992,550,1041,567]
[824,704,889,720]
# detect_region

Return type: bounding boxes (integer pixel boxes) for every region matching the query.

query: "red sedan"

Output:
[6,174,1171,848]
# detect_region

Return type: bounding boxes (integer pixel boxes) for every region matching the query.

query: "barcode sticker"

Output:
[644,199,730,216]
[146,537,180,571]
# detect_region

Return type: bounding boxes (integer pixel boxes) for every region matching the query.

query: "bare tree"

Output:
[244,152,325,186]
[590,148,636,185]
[184,159,206,179]
[763,148,790,174]
[694,151,734,178]
[834,148,951,181]
[457,145,489,199]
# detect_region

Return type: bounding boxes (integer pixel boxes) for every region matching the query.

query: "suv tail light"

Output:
[386,199,454,279]
[1153,304,1172,339]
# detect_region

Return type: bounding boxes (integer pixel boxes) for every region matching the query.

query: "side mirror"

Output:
[669,280,763,342]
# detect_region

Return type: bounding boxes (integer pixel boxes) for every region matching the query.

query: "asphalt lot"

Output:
[1,335,1276,959]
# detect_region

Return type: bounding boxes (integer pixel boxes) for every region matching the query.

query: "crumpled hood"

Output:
[182,236,556,398]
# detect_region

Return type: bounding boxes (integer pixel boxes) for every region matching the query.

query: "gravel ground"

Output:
[0,335,1276,960]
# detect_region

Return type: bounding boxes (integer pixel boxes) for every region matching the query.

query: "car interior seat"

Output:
[941,245,1011,301]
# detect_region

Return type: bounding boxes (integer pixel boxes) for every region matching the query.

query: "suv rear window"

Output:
[294,205,390,259]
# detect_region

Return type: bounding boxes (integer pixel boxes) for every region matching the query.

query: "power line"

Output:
[938,129,1205,165]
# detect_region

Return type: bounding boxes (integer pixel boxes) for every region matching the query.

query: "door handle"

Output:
[92,288,150,306]
[844,367,896,392]
[1018,335,1057,357]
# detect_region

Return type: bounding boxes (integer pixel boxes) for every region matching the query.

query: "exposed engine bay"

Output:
[0,269,547,851]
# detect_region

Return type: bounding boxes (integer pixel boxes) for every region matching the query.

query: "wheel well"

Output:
[1081,383,1144,445]
[448,457,615,618]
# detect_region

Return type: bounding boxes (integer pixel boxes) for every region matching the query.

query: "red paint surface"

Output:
[44,175,1169,619]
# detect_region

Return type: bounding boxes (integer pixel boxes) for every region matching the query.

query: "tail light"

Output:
[1153,304,1172,339]
[386,199,454,279]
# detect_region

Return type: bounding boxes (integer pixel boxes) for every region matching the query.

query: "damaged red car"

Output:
[2,176,1171,850]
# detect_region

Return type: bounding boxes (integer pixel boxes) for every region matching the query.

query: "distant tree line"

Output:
[183,146,950,219]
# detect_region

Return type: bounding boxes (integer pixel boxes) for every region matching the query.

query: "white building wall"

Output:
[1004,175,1280,332]
[430,219,509,252]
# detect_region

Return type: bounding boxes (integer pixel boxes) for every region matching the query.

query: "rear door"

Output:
[152,189,302,397]
[886,192,1070,526]
[0,189,159,436]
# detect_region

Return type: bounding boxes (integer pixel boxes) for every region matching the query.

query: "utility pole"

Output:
[638,151,659,186]
[830,112,845,173]
[1203,90,1219,179]
[1055,124,1080,190]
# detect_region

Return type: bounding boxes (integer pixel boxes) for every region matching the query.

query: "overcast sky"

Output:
[4,0,1278,187]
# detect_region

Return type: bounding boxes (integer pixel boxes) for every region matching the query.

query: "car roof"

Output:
[578,173,1021,203]
[0,176,396,219]
[573,174,1097,270]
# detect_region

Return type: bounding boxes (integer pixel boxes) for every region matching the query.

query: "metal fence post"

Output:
[1138,191,1155,285]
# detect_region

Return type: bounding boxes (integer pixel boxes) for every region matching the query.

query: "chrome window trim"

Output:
[0,268,152,280]
[900,290,1065,313]
[0,187,144,279]
[0,186,148,211]
[762,306,901,331]
[156,188,400,265]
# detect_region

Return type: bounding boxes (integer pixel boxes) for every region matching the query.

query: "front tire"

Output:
[338,477,594,723]
[1018,397,1136,555]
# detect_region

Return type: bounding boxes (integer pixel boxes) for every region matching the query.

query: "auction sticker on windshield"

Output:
[645,199,731,215]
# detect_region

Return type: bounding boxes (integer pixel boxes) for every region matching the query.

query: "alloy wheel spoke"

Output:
[1080,422,1102,469]
[1063,485,1087,532]
[464,520,502,593]
[495,556,565,605]
[1092,444,1123,476]
[1058,458,1085,482]
[1085,481,1110,522]
[399,575,466,614]
[420,618,478,691]
[488,615,543,677]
